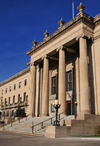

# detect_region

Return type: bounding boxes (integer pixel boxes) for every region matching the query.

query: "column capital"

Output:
[30,62,37,66]
[56,46,66,52]
[76,33,91,41]
[42,54,49,60]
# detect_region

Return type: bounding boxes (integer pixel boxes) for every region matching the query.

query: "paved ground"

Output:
[0,131,100,146]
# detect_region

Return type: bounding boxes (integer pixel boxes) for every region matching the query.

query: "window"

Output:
[14,84,16,90]
[24,92,26,101]
[12,110,14,116]
[9,97,10,104]
[3,111,5,117]
[5,98,6,105]
[18,94,20,102]
[7,111,9,117]
[2,90,3,95]
[52,76,56,95]
[24,79,27,86]
[51,104,55,112]
[66,71,72,91]
[9,86,11,92]
[5,88,7,93]
[13,96,15,103]
[19,82,21,88]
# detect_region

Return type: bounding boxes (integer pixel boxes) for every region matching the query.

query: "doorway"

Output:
[66,101,71,115]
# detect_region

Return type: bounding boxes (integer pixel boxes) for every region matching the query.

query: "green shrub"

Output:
[14,105,26,117]
[96,126,100,136]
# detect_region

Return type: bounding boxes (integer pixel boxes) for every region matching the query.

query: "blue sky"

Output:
[0,0,100,82]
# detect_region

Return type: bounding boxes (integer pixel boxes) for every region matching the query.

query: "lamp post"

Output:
[53,100,61,126]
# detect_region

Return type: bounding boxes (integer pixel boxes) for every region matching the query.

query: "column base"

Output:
[58,112,66,115]
[77,112,91,120]
[41,114,49,117]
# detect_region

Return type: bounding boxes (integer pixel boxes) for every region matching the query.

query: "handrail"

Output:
[2,113,34,130]
[31,111,66,134]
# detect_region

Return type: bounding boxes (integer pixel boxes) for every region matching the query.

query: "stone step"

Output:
[0,115,73,135]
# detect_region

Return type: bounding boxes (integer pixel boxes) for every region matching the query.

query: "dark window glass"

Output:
[66,71,72,91]
[9,97,10,104]
[18,94,20,102]
[51,104,55,112]
[9,86,11,92]
[7,111,9,117]
[2,90,3,95]
[13,96,15,103]
[52,76,56,95]
[5,88,7,93]
[24,92,26,101]
[24,79,27,86]
[14,84,16,90]
[19,82,21,88]
[5,98,6,105]
[12,110,14,116]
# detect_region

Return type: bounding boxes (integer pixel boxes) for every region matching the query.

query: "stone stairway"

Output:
[0,115,75,136]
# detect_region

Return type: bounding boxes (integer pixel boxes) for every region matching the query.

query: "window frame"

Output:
[51,104,55,112]
[14,84,16,90]
[13,96,15,103]
[66,71,72,92]
[9,86,11,92]
[19,82,21,88]
[24,79,27,86]
[51,76,56,95]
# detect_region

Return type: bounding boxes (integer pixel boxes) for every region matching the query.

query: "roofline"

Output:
[0,67,30,87]
[26,12,95,56]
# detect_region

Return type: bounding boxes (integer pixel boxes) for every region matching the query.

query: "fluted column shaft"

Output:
[79,37,90,114]
[29,63,36,116]
[58,47,66,114]
[41,56,49,116]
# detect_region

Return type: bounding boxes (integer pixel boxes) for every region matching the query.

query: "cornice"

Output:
[93,14,100,24]
[0,67,30,87]
[26,12,94,56]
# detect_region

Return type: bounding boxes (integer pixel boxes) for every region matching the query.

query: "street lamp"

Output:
[53,100,61,126]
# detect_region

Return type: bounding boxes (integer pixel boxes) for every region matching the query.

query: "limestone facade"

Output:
[0,3,100,120]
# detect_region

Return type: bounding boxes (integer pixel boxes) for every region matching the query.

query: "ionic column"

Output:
[35,65,39,117]
[41,55,49,116]
[58,47,66,114]
[79,36,90,116]
[29,62,36,116]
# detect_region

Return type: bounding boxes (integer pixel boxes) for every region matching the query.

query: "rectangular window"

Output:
[7,111,9,117]
[5,88,7,93]
[3,111,5,117]
[24,92,26,101]
[9,86,11,92]
[24,79,27,86]
[52,76,56,95]
[13,96,15,103]
[66,71,72,92]
[51,104,55,112]
[19,82,21,88]
[12,110,14,116]
[14,84,16,90]
[5,98,6,105]
[9,97,10,104]
[18,94,20,102]
[2,90,3,95]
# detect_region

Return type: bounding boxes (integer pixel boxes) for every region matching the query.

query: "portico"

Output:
[27,3,95,119]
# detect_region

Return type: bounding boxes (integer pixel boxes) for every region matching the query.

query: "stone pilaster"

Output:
[78,36,90,119]
[58,46,66,115]
[29,62,36,116]
[41,55,49,116]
